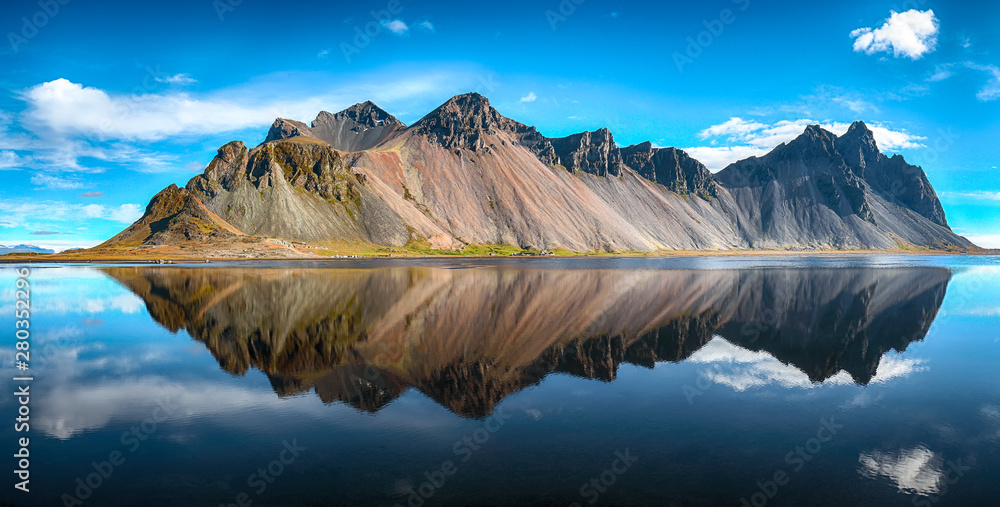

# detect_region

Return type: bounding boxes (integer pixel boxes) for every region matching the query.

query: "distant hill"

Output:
[0,244,56,255]
[100,93,977,254]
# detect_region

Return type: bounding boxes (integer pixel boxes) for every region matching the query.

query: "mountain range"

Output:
[99,93,976,254]
[0,244,55,255]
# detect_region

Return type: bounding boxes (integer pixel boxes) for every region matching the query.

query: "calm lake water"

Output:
[2,256,998,507]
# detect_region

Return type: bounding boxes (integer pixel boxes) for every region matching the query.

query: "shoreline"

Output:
[2,248,996,264]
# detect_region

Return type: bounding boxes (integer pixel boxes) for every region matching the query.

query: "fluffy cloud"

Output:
[22,79,271,141]
[520,92,538,103]
[687,118,926,171]
[851,10,939,59]
[382,19,408,35]
[416,20,435,33]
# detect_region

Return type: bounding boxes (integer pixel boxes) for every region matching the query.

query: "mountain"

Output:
[98,93,975,254]
[103,265,951,417]
[265,101,406,152]
[0,244,55,255]
[715,122,964,249]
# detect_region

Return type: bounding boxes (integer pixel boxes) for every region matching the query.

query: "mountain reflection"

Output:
[103,265,950,417]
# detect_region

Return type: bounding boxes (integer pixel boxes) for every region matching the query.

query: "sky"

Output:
[1,0,998,250]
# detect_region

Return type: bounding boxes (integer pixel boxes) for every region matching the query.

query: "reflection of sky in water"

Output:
[0,258,998,506]
[859,446,944,495]
[688,338,927,391]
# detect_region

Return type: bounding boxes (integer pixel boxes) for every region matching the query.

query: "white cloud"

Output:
[859,446,943,495]
[965,63,1000,101]
[416,20,435,33]
[31,172,83,189]
[109,203,143,223]
[927,66,953,82]
[687,118,925,171]
[0,200,143,229]
[938,190,1000,202]
[154,73,197,86]
[685,338,925,391]
[683,146,771,173]
[851,10,939,59]
[17,71,479,144]
[317,48,330,58]
[382,19,409,35]
[21,79,271,141]
[0,149,28,169]
[697,117,766,139]
[520,92,538,103]
[964,234,1000,249]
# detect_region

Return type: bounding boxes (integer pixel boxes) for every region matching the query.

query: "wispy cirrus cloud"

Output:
[31,172,84,189]
[923,62,1000,101]
[0,200,143,228]
[154,73,197,85]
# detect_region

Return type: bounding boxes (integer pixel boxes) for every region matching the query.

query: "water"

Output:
[1,256,998,507]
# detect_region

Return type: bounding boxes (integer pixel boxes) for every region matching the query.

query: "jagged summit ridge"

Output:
[264,101,406,152]
[102,92,975,254]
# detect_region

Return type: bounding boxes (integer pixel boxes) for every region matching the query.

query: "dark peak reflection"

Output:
[103,265,950,418]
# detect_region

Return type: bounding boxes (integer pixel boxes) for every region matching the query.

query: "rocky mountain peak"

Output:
[782,124,839,158]
[314,101,402,130]
[837,120,881,172]
[264,118,314,144]
[410,93,514,151]
[619,143,717,198]
[548,128,625,177]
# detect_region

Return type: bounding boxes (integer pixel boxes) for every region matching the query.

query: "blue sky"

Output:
[1,0,998,250]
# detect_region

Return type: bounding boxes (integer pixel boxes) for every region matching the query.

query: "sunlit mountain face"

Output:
[3,257,998,506]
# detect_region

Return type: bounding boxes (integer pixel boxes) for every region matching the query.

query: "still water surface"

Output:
[1,256,998,506]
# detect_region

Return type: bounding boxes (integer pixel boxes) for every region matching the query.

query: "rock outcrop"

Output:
[619,142,718,197]
[548,128,625,177]
[100,184,243,247]
[265,102,406,152]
